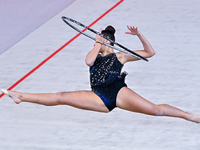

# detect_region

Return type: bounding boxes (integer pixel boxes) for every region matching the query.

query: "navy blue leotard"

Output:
[90,53,127,111]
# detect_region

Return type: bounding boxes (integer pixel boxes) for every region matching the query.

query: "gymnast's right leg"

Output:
[1,89,109,113]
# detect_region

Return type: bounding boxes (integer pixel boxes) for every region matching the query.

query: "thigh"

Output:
[116,87,158,115]
[58,90,109,113]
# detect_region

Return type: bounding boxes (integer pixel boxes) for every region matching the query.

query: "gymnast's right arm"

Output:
[85,41,102,67]
[85,29,104,67]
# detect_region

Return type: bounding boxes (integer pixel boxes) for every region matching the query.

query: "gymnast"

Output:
[2,25,200,123]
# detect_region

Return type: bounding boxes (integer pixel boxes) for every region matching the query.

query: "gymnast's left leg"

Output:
[116,87,200,123]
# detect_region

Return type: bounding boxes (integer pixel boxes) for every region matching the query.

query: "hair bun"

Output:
[105,25,115,35]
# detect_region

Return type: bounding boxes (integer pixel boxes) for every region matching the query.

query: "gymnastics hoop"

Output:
[62,16,148,62]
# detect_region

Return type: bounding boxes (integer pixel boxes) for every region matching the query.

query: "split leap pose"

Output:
[1,25,200,123]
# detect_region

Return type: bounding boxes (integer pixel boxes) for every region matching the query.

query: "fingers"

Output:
[126,25,139,35]
[125,32,132,34]
[127,25,137,31]
[99,28,102,33]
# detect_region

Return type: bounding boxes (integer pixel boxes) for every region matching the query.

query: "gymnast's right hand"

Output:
[95,29,104,43]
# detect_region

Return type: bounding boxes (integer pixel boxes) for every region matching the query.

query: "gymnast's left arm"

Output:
[124,25,155,62]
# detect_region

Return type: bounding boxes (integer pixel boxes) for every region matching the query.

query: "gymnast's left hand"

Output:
[125,25,141,36]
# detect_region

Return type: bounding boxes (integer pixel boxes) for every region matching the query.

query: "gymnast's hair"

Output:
[101,25,115,46]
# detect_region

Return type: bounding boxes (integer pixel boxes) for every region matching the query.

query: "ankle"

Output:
[8,90,21,104]
[186,111,200,123]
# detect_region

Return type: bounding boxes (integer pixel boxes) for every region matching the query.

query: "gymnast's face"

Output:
[99,39,113,54]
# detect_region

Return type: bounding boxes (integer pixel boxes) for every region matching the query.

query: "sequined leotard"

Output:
[90,53,127,111]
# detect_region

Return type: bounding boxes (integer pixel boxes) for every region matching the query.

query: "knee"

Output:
[54,92,68,105]
[56,92,66,97]
[151,105,164,116]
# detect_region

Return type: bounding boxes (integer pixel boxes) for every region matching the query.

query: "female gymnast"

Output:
[1,25,200,123]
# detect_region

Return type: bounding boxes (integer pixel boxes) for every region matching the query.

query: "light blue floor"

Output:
[0,0,200,149]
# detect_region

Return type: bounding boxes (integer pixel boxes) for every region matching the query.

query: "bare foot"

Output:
[187,112,200,124]
[1,89,21,104]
